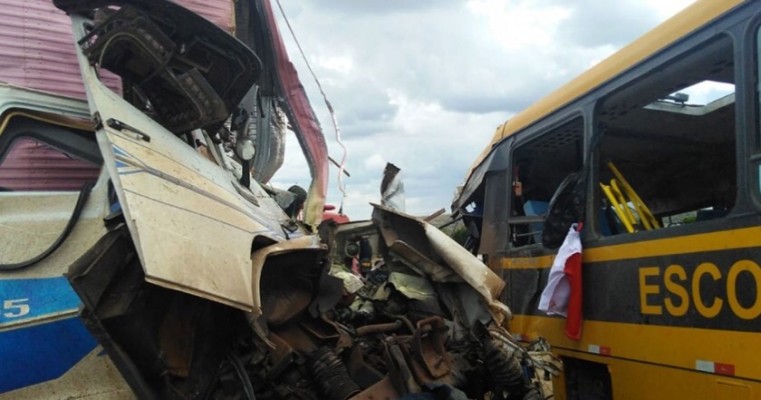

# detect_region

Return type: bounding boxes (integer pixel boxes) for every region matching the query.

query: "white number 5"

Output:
[3,298,30,318]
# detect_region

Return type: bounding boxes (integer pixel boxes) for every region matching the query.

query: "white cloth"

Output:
[538,225,582,316]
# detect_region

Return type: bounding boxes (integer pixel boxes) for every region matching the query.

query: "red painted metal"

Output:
[0,0,233,100]
[0,138,99,191]
[261,0,329,225]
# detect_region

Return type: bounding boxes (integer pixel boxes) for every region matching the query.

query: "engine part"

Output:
[309,347,361,400]
[346,345,385,389]
[226,353,257,400]
[411,317,451,379]
[355,320,403,336]
[480,332,542,400]
[384,341,421,396]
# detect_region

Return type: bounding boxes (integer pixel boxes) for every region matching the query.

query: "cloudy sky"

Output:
[269,0,697,220]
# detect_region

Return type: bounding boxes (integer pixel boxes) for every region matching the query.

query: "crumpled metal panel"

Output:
[261,0,328,227]
[372,204,512,324]
[69,11,298,311]
[175,0,234,33]
[0,0,232,100]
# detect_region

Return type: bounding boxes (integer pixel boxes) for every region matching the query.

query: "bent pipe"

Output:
[355,320,404,336]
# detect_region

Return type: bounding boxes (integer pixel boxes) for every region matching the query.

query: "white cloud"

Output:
[363,154,386,171]
[643,0,698,20]
[315,55,354,74]
[271,0,698,221]
[467,0,571,51]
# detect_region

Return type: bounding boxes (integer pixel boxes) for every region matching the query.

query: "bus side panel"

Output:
[551,349,758,400]
[510,314,761,400]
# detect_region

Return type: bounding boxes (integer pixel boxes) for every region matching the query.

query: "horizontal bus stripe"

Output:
[500,226,761,269]
[510,315,761,382]
[0,277,81,329]
[505,249,761,332]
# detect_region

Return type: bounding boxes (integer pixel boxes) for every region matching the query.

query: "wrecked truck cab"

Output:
[0,0,324,397]
[45,0,337,398]
[60,0,321,312]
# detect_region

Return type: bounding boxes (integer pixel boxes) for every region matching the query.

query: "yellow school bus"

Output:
[453,0,761,398]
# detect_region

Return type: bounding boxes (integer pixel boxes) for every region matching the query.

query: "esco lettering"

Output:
[638,259,761,320]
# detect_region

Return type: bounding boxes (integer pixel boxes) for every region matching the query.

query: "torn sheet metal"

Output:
[381,162,406,212]
[425,221,512,320]
[387,272,436,301]
[372,203,511,323]
[250,235,326,317]
[66,5,297,311]
[260,0,328,227]
[388,241,463,283]
[67,200,553,399]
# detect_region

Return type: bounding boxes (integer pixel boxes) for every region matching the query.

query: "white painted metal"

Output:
[69,15,314,312]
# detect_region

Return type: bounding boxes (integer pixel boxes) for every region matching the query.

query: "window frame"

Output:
[0,114,102,192]
[588,29,747,244]
[506,113,586,250]
[748,12,761,209]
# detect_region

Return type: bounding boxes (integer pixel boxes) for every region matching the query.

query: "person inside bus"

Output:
[511,162,551,246]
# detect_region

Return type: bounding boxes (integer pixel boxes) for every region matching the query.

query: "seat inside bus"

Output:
[596,35,736,234]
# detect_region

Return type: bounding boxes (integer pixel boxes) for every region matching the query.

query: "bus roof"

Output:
[464,0,744,184]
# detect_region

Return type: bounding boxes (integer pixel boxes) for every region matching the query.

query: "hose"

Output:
[309,347,360,400]
[355,320,403,336]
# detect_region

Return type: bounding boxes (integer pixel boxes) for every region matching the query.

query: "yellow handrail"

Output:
[607,162,660,230]
[600,181,635,233]
[600,162,660,233]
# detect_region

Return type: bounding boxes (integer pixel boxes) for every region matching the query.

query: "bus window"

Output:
[508,117,583,247]
[596,35,736,235]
